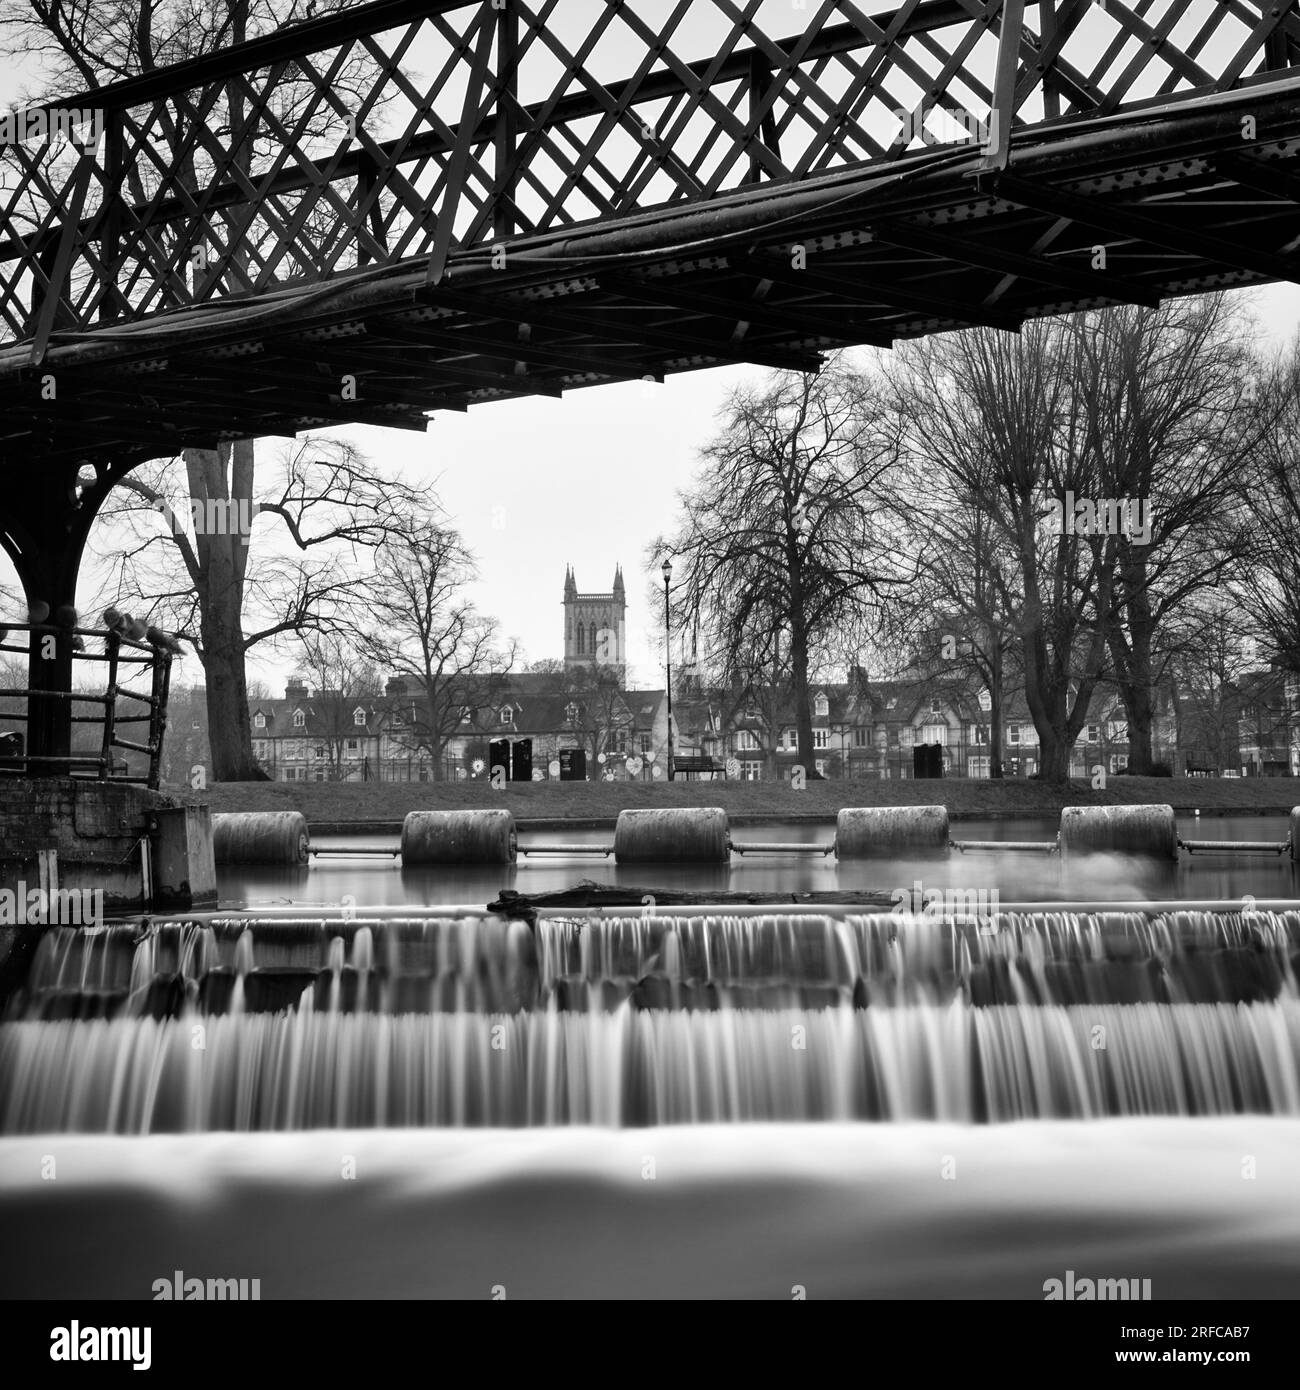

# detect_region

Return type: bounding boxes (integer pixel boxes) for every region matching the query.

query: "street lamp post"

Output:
[662,558,674,781]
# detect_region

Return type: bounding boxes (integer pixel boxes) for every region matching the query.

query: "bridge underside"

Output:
[4,80,1300,476]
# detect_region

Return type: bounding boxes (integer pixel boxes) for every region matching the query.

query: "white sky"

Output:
[256,281,1300,696]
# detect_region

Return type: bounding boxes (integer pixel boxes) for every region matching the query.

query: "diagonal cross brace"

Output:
[426,7,498,289]
[28,154,94,367]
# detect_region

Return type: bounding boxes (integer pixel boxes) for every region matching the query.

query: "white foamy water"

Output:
[2,1121,1297,1298]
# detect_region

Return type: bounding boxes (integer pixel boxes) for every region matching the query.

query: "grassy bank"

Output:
[174,776,1300,824]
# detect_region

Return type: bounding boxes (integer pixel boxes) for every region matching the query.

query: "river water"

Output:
[2,813,1298,1298]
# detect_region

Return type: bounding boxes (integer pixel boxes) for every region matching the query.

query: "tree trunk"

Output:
[1110,572,1156,774]
[790,621,819,778]
[185,443,263,781]
[1122,680,1154,774]
[1036,726,1074,782]
[988,644,1005,779]
[202,604,261,780]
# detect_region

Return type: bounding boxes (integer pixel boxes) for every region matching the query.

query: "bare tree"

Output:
[297,634,382,781]
[878,471,1020,777]
[361,520,516,781]
[1233,334,1300,677]
[892,318,1112,782]
[93,435,428,780]
[525,658,567,684]
[557,666,634,777]
[655,360,906,777]
[1168,599,1257,775]
[1067,297,1258,772]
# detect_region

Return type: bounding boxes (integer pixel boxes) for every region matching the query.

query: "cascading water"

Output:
[2,908,1297,1132]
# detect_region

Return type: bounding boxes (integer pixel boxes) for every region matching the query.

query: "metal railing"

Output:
[0,623,173,787]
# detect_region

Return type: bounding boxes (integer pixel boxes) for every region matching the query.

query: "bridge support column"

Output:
[0,450,122,774]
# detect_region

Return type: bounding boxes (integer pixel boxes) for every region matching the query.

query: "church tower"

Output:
[563,565,626,682]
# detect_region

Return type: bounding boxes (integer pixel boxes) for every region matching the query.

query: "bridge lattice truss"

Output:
[2,0,1300,469]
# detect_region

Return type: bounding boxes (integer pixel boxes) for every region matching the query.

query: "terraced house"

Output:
[674,678,1184,781]
[248,673,673,782]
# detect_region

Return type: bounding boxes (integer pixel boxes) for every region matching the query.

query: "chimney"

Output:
[285,676,308,701]
[386,676,407,697]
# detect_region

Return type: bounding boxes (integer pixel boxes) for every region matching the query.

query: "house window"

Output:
[314,770,325,782]
[565,702,580,724]
[354,708,366,726]
[346,739,359,753]
[292,710,305,728]
[735,729,759,751]
[393,714,402,728]
[967,756,990,779]
[1008,724,1021,745]
[920,723,947,745]
[978,689,992,712]
[813,729,829,749]
[741,760,763,781]
[853,727,870,747]
[972,724,989,745]
[500,706,514,725]
[1110,754,1128,773]
[314,745,325,758]
[814,693,829,717]
[899,727,915,747]
[1087,724,1100,743]
[254,712,265,728]
[640,734,652,755]
[930,698,942,715]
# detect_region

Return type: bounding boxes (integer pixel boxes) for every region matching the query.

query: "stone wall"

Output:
[0,779,215,913]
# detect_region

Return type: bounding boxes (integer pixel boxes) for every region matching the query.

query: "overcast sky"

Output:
[257,282,1300,696]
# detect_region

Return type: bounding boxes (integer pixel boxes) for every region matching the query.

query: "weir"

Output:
[3,904,1297,1132]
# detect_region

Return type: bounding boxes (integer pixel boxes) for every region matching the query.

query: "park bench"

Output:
[674,755,727,780]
